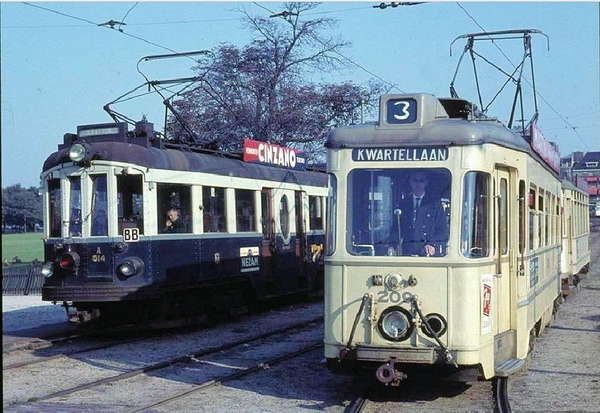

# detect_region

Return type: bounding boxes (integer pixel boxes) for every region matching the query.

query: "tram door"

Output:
[494,168,513,335]
[261,188,275,292]
[295,191,307,283]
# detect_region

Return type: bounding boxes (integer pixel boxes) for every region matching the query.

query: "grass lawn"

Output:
[2,232,45,263]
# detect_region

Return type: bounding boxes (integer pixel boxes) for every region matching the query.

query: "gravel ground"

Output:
[3,222,599,412]
[2,296,66,332]
[508,227,600,413]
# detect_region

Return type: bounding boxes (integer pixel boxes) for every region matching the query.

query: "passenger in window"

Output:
[164,208,185,233]
[391,171,449,256]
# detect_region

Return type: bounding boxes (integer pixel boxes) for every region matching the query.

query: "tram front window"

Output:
[347,168,451,257]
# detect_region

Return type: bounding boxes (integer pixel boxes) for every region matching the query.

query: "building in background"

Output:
[564,151,600,210]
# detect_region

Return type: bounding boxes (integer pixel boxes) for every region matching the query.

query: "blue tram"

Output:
[40,119,328,324]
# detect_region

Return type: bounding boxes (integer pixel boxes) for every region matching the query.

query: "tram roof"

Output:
[42,141,328,187]
[326,93,561,177]
[561,179,589,196]
[326,118,531,152]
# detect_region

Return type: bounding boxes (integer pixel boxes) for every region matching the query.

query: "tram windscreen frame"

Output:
[346,168,451,257]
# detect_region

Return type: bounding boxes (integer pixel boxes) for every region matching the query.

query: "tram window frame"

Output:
[347,168,451,257]
[544,191,552,245]
[117,174,144,235]
[48,178,62,238]
[499,177,508,255]
[68,176,82,238]
[158,183,192,234]
[202,186,226,233]
[279,194,291,241]
[538,190,544,247]
[309,195,324,231]
[235,189,256,232]
[528,185,536,251]
[518,180,526,254]
[326,174,337,256]
[460,171,490,258]
[555,202,560,245]
[90,174,109,237]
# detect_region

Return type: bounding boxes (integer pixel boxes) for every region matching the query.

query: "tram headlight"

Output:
[59,252,80,270]
[68,142,91,163]
[41,262,54,278]
[117,257,144,278]
[377,306,414,342]
[420,313,448,338]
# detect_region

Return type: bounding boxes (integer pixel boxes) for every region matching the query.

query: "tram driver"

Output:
[390,171,449,256]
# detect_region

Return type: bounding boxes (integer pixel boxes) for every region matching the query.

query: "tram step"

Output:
[495,358,525,377]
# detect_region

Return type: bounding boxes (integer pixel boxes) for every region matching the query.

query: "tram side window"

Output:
[90,175,108,237]
[48,179,62,237]
[461,171,489,258]
[203,186,226,233]
[158,184,191,233]
[68,176,82,237]
[545,192,551,246]
[117,175,144,235]
[518,180,526,254]
[235,189,255,232]
[326,175,337,255]
[538,191,544,247]
[309,196,324,230]
[529,185,536,251]
[499,178,508,255]
[280,194,290,239]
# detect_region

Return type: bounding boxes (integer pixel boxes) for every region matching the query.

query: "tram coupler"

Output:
[375,359,408,386]
[67,308,101,324]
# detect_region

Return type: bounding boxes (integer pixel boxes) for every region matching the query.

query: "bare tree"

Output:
[168,2,387,162]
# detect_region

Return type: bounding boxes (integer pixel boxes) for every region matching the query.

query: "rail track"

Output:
[3,311,323,411]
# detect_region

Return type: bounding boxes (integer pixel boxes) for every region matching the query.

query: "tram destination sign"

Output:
[352,147,448,162]
[243,139,306,170]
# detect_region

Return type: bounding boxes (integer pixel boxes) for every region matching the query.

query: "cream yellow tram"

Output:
[323,93,571,385]
[560,180,591,291]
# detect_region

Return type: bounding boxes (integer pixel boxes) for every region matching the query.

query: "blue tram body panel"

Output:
[39,119,328,323]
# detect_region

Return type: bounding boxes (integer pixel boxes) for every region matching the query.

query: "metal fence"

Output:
[2,264,44,295]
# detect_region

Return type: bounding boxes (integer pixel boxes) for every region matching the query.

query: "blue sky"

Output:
[2,1,599,188]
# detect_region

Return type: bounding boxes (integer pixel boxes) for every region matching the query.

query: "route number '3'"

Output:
[386,98,417,124]
[393,101,411,120]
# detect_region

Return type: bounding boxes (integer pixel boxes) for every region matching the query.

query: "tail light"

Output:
[59,252,80,270]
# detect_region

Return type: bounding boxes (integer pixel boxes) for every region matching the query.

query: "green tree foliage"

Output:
[2,184,43,232]
[168,2,387,162]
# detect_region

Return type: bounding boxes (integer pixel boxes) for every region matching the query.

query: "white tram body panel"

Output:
[324,93,571,381]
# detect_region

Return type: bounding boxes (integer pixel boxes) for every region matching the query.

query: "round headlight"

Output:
[420,313,448,338]
[68,143,88,162]
[41,262,54,278]
[117,257,144,278]
[378,306,414,342]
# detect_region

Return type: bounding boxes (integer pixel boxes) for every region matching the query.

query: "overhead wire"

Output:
[118,2,139,32]
[456,2,592,151]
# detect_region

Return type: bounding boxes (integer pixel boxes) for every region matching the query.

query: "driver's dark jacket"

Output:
[391,194,449,256]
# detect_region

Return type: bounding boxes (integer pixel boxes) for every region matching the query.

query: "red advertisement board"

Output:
[530,122,560,173]
[243,139,306,170]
